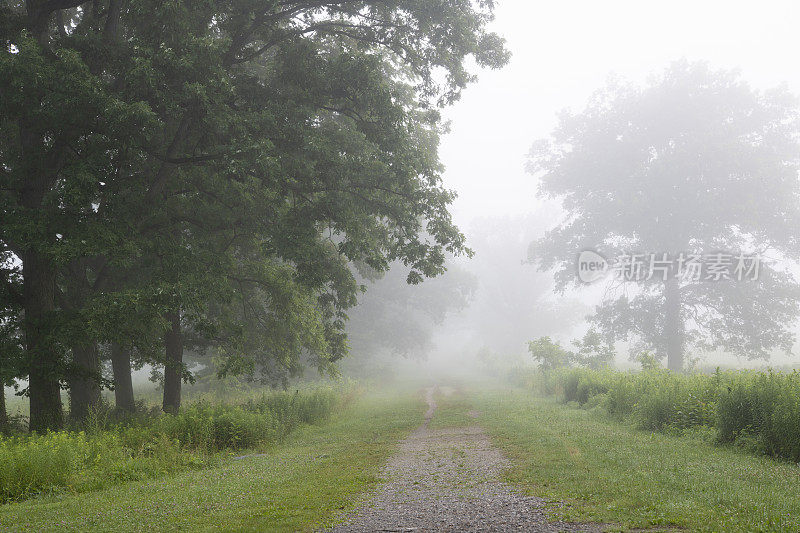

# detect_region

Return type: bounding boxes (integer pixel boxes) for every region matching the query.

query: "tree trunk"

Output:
[0,385,7,432]
[664,276,684,372]
[110,343,135,412]
[22,249,63,432]
[18,111,63,432]
[162,310,183,414]
[68,342,102,422]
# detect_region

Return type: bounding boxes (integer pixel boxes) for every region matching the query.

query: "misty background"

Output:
[349,0,800,374]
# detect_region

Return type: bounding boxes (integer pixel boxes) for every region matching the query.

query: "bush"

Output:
[152,403,273,451]
[528,337,574,371]
[551,367,617,406]
[633,373,717,431]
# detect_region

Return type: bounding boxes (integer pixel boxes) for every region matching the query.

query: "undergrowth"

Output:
[524,367,800,462]
[0,386,346,503]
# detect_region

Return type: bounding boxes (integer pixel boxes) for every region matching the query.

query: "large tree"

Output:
[530,62,800,370]
[1,1,508,429]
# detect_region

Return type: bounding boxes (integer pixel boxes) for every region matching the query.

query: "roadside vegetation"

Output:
[519,366,800,462]
[472,387,800,532]
[0,386,423,532]
[0,386,344,504]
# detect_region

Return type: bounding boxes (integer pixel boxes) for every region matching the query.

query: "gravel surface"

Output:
[329,387,605,532]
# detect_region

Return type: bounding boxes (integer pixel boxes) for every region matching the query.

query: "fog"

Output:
[344,0,800,378]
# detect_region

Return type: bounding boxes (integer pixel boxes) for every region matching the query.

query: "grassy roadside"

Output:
[0,387,424,532]
[0,388,344,504]
[469,387,800,532]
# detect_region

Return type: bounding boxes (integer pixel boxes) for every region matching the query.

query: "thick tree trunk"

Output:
[664,276,684,372]
[162,310,183,414]
[22,249,63,432]
[19,110,63,432]
[68,342,101,422]
[110,343,135,412]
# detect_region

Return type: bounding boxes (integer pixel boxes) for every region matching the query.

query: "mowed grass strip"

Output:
[0,389,424,532]
[471,388,800,532]
[426,388,475,429]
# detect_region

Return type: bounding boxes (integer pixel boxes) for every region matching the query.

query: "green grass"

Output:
[471,387,800,532]
[0,387,424,532]
[426,387,475,429]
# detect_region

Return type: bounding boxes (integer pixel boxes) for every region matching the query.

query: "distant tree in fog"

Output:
[344,214,586,372]
[530,61,800,370]
[346,261,476,362]
[461,215,586,356]
[528,329,613,371]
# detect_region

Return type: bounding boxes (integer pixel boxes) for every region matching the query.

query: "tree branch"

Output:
[146,113,194,201]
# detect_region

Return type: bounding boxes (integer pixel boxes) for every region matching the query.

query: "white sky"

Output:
[440,0,800,227]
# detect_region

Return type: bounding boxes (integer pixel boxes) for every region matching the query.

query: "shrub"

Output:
[633,373,717,431]
[554,368,617,405]
[528,337,574,371]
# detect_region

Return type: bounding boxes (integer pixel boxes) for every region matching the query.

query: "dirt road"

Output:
[330,387,603,532]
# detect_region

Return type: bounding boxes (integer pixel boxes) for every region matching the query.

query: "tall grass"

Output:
[717,370,800,459]
[0,387,344,503]
[533,367,800,461]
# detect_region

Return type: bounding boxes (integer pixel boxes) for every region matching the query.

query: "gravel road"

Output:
[329,387,605,532]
